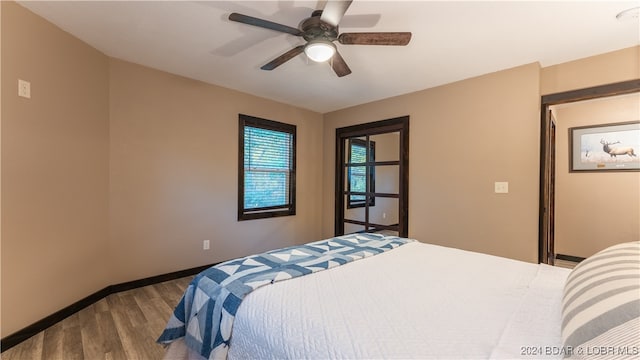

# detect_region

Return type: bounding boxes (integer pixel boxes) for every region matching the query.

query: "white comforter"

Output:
[166,241,571,359]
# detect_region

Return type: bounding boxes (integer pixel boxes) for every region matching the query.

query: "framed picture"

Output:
[569,121,640,172]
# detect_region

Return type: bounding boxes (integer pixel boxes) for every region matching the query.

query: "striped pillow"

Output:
[561,241,640,357]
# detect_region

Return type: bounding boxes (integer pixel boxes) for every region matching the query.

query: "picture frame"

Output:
[569,121,640,172]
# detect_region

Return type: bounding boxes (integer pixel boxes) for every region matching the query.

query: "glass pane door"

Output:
[335,116,409,238]
[341,131,401,236]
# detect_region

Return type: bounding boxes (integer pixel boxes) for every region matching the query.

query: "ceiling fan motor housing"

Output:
[300,10,338,42]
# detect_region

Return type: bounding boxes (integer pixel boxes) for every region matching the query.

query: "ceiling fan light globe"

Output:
[304,41,336,62]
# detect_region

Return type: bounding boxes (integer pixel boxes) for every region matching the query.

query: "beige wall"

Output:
[108,59,324,283]
[1,2,323,336]
[1,2,110,335]
[541,46,639,95]
[324,63,542,263]
[553,94,640,258]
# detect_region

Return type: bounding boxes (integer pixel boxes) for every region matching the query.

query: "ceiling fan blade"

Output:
[331,50,352,77]
[229,13,303,36]
[320,0,353,27]
[339,32,412,45]
[261,45,305,71]
[340,14,381,28]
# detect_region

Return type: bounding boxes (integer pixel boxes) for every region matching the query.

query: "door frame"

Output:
[540,111,556,265]
[335,116,410,237]
[538,79,640,264]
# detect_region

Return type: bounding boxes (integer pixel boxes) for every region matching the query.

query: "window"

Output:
[347,139,375,208]
[238,114,296,221]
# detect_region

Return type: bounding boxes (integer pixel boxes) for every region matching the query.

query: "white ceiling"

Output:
[18,1,640,113]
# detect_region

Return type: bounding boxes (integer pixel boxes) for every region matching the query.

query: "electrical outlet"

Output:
[203,240,210,250]
[18,79,31,99]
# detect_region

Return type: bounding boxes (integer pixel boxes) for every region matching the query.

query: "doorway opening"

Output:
[335,116,409,237]
[539,79,640,265]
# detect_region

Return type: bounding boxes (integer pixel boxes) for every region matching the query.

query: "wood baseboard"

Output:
[1,263,216,352]
[555,253,586,263]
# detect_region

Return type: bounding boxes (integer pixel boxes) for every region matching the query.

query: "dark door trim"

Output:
[335,116,410,237]
[538,79,640,263]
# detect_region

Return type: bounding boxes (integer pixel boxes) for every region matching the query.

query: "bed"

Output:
[158,234,639,360]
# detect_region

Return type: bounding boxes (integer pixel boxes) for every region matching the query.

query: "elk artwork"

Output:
[600,139,637,158]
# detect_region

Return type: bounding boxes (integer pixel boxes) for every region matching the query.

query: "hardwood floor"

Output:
[2,276,193,360]
[554,259,579,269]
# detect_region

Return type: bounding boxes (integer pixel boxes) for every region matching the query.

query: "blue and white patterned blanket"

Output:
[157,233,413,359]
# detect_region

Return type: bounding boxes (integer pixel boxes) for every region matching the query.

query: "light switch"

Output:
[18,79,31,98]
[494,182,509,194]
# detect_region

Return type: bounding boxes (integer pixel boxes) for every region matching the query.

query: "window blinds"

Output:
[243,126,293,210]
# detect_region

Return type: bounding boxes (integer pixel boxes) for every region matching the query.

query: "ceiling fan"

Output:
[228,0,412,77]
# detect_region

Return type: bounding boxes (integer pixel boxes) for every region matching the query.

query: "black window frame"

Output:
[347,138,375,209]
[238,114,296,221]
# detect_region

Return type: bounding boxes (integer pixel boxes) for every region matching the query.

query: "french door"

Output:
[540,110,556,264]
[335,116,409,237]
